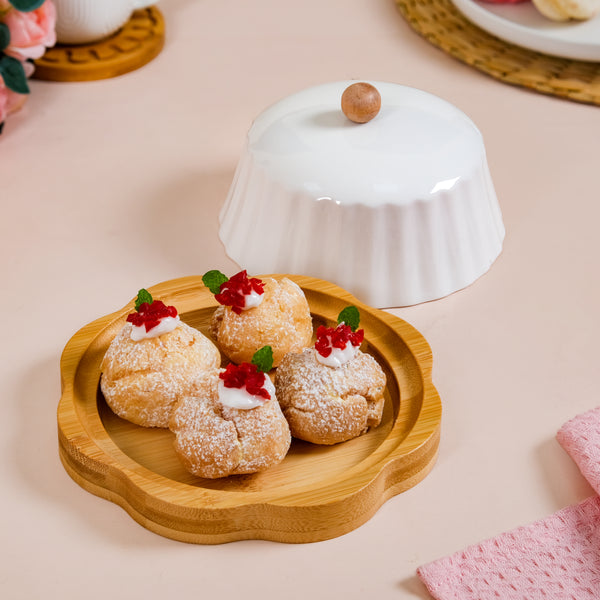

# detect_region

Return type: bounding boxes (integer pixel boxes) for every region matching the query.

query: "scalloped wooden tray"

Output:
[58,275,442,544]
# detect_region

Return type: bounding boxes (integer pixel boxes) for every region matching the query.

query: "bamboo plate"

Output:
[58,275,442,544]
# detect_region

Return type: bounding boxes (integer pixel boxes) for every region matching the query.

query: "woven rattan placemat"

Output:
[396,0,600,106]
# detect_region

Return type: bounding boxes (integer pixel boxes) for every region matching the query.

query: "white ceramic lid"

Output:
[219,81,505,307]
[247,81,484,207]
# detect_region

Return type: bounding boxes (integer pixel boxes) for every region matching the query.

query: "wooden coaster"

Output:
[33,7,164,82]
[396,0,600,106]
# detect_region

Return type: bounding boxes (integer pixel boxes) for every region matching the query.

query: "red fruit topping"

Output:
[315,324,364,358]
[214,270,264,315]
[126,300,178,333]
[219,363,270,400]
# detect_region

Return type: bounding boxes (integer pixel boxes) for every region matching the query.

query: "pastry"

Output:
[532,0,600,20]
[100,289,220,428]
[275,307,386,445]
[203,270,313,367]
[479,0,529,4]
[169,347,291,478]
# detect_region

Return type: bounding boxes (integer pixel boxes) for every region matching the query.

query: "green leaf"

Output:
[337,306,360,331]
[134,288,153,311]
[202,270,229,295]
[0,55,29,94]
[252,346,274,373]
[0,24,10,52]
[8,0,46,12]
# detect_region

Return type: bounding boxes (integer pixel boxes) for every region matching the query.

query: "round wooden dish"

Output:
[58,275,442,544]
[33,8,164,82]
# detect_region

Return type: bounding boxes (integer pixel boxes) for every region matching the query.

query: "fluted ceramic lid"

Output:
[247,81,485,206]
[220,81,504,307]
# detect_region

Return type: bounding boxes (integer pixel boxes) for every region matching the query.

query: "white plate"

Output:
[451,0,600,62]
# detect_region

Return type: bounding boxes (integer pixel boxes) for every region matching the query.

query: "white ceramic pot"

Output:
[219,81,505,308]
[53,0,157,45]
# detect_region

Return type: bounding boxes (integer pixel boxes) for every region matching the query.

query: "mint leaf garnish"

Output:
[252,346,274,373]
[134,288,153,311]
[0,55,29,94]
[8,0,46,12]
[0,24,10,52]
[202,270,229,295]
[337,306,360,331]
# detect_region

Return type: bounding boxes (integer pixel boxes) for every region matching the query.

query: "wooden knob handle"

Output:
[341,82,381,124]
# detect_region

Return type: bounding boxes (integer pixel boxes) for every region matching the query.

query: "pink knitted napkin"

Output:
[557,406,600,496]
[418,406,600,600]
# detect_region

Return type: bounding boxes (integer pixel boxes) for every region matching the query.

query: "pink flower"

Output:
[2,0,56,60]
[0,75,27,127]
[0,84,7,125]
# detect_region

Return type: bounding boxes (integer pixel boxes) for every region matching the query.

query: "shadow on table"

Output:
[397,574,433,599]
[136,167,239,274]
[535,436,595,509]
[11,356,172,547]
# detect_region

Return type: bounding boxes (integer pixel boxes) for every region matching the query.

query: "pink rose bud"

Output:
[3,0,57,60]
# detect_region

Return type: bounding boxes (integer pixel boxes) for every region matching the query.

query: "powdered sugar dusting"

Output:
[170,371,291,478]
[210,277,312,367]
[100,321,221,428]
[274,348,386,445]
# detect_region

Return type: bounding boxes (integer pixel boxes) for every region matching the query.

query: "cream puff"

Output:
[169,347,291,478]
[203,270,313,367]
[100,289,220,428]
[532,0,600,20]
[275,307,386,445]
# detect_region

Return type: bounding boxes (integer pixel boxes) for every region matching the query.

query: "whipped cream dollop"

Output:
[218,375,275,410]
[314,322,364,368]
[130,315,180,341]
[213,270,266,314]
[241,289,264,311]
[315,342,360,368]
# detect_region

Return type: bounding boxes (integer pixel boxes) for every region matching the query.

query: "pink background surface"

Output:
[1,0,599,598]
